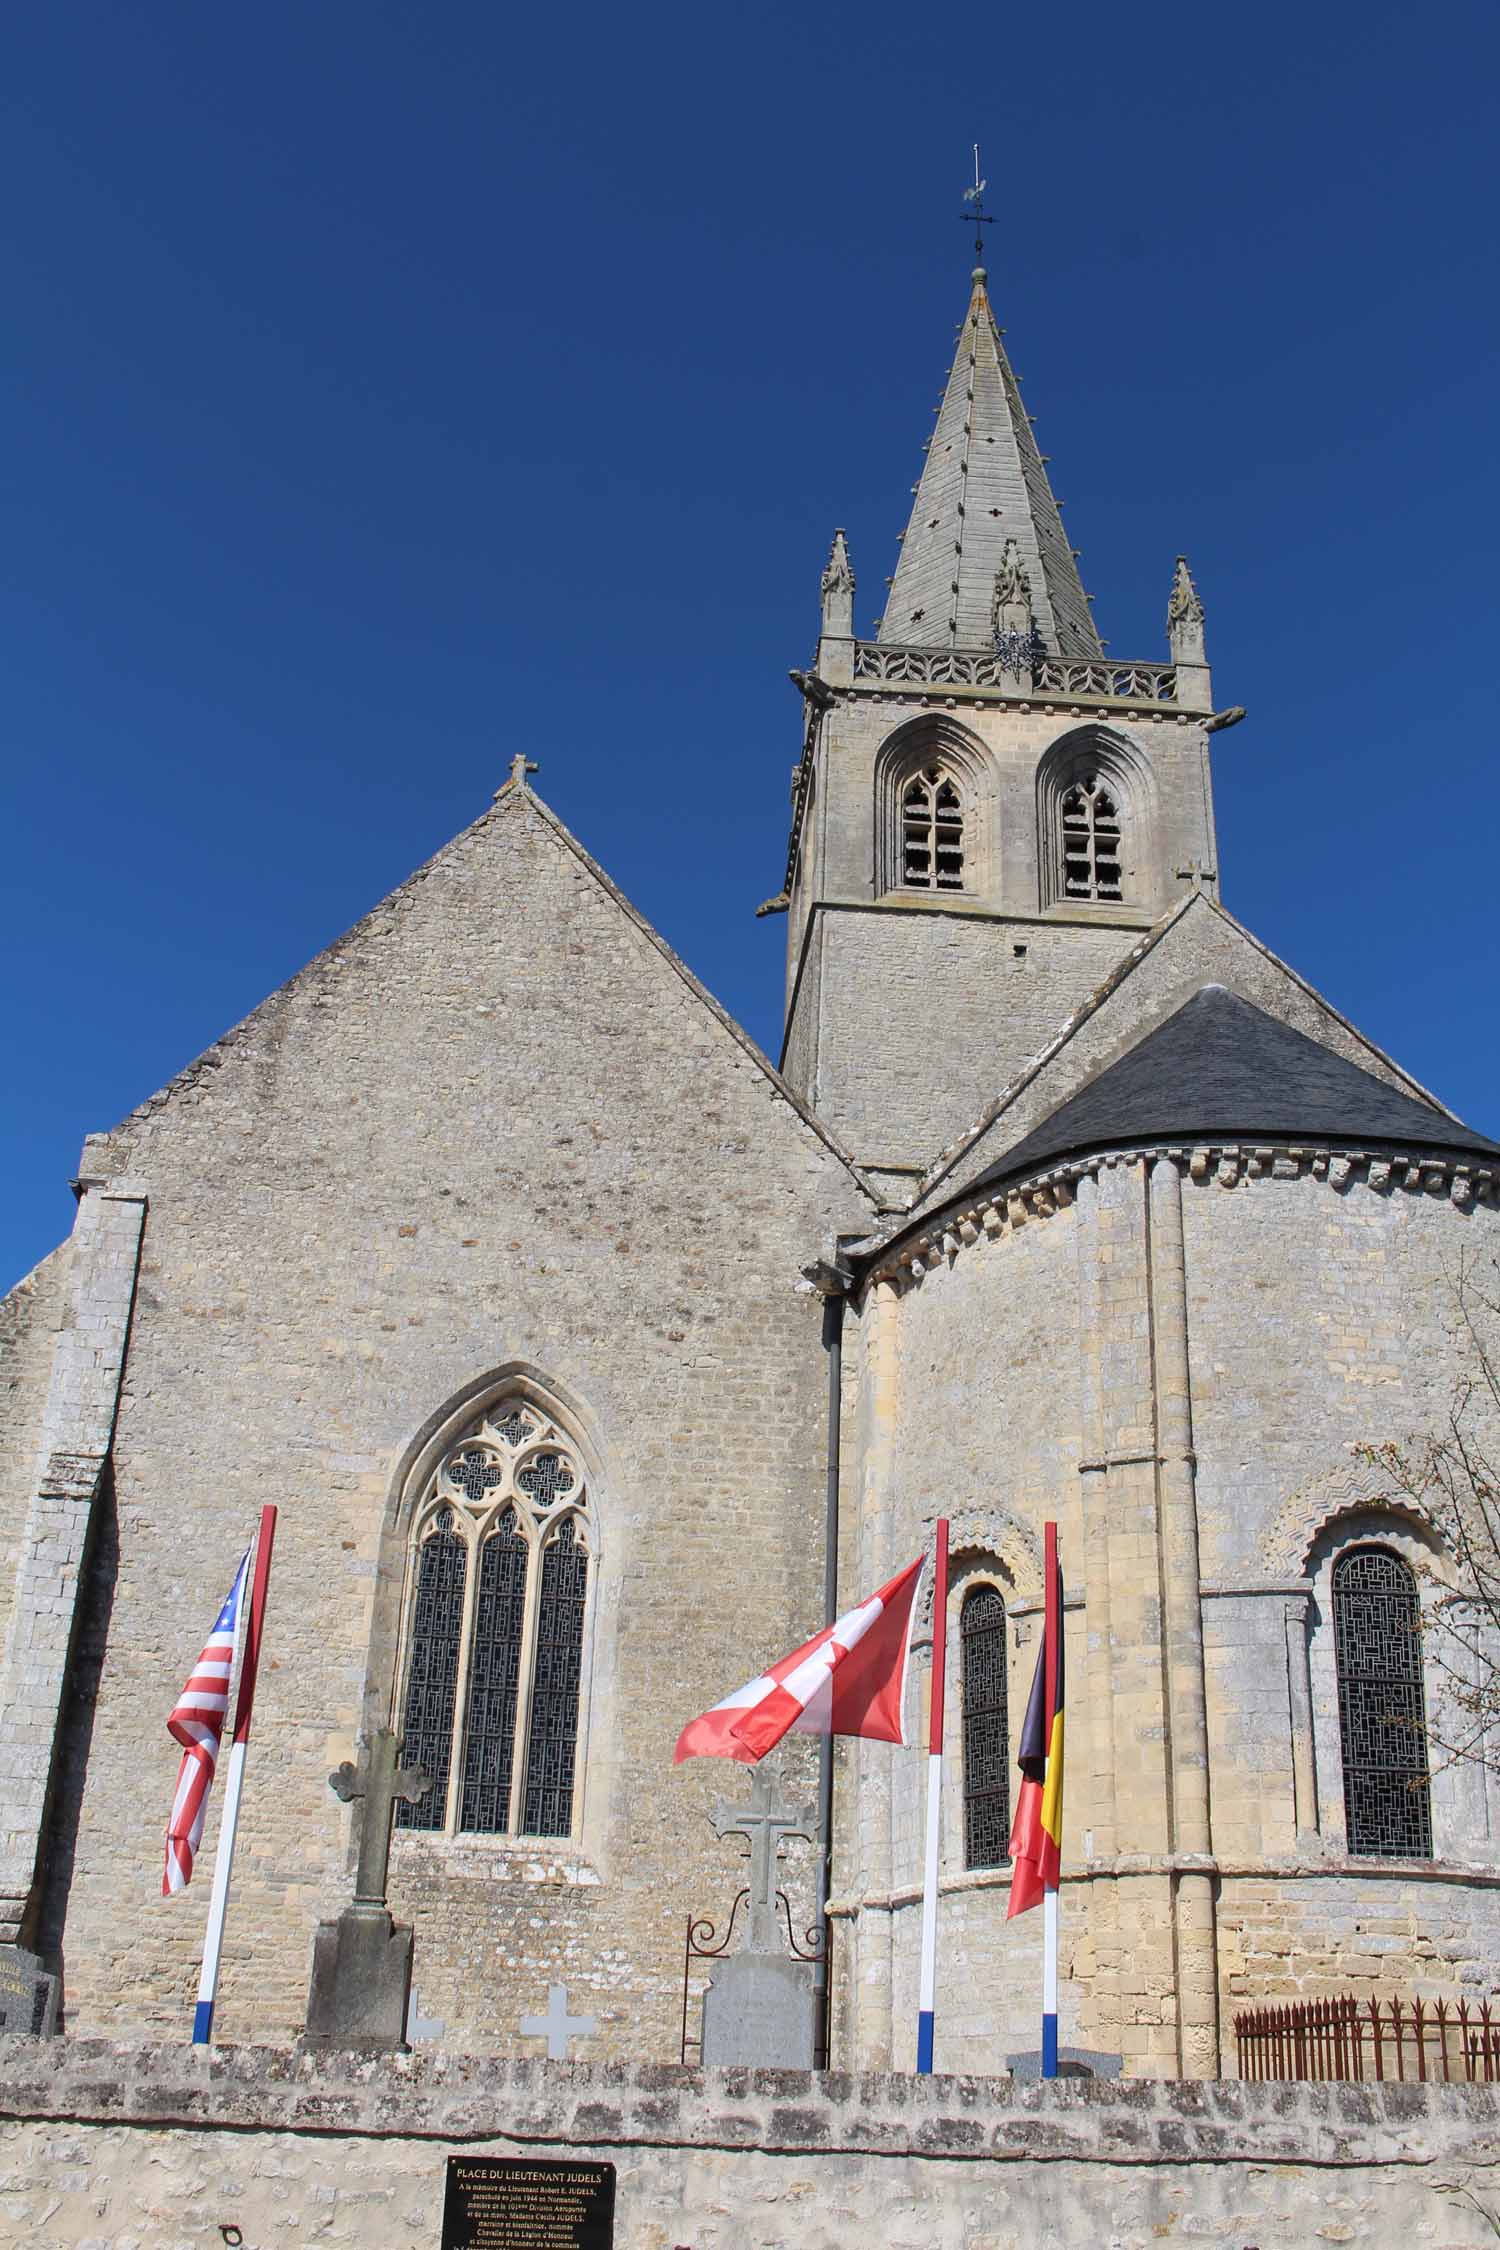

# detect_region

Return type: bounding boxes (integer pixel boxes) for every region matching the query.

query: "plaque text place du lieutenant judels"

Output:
[441,2155,616,2250]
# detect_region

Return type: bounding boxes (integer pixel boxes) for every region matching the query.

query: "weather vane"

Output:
[962,141,992,265]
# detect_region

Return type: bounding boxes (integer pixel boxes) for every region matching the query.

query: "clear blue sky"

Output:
[4,1,1497,1291]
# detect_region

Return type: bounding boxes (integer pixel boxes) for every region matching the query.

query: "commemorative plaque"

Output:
[441,2156,615,2249]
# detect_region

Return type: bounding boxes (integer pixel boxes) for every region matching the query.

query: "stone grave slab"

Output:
[0,1947,58,2038]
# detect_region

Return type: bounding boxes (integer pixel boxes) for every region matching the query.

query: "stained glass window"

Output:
[396,1508,467,1830]
[522,1519,589,1836]
[396,1401,592,1840]
[1333,1547,1432,1859]
[961,1583,1010,1868]
[459,1509,528,1832]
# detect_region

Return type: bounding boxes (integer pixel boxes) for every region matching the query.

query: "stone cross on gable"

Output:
[712,1763,815,1953]
[328,1728,430,1911]
[1175,857,1217,890]
[510,753,539,786]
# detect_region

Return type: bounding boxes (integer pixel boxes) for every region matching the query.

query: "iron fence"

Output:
[1235,1992,1500,2083]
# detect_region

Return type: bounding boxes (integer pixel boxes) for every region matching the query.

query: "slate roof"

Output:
[877,270,1101,658]
[966,986,1500,1194]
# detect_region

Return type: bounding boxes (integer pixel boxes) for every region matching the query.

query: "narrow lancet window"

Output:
[1333,1547,1432,1859]
[1061,776,1122,901]
[397,1508,467,1832]
[397,1400,593,1839]
[961,1583,1010,1868]
[902,767,965,890]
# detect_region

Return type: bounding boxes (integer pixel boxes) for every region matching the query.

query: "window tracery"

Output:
[1332,1546,1432,1859]
[900,766,966,891]
[396,1399,592,1840]
[961,1583,1010,1868]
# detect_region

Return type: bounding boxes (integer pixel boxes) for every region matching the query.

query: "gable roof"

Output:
[970,984,1500,1192]
[877,270,1101,658]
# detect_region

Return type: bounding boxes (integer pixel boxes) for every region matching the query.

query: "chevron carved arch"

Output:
[915,1501,1042,1631]
[1261,1447,1456,1580]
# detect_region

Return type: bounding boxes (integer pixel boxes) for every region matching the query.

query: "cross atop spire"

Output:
[962,143,994,274]
[877,261,1101,659]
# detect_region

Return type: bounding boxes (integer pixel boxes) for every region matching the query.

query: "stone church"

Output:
[3,251,1498,2086]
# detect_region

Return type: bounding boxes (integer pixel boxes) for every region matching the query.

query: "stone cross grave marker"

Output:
[520,1982,598,2060]
[712,1762,815,1952]
[329,1727,430,1909]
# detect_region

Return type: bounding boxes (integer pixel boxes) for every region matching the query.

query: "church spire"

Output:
[878,268,1102,659]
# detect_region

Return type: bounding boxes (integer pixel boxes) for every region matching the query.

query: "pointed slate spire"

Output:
[878,269,1101,657]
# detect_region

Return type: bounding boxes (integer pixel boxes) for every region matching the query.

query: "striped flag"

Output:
[674,1557,924,1764]
[163,1550,250,1896]
[1007,1533,1065,1918]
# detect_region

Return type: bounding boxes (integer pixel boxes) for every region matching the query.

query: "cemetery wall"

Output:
[3,2041,1500,2249]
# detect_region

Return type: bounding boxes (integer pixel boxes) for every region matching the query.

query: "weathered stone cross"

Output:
[328,1728,430,1911]
[509,753,540,787]
[712,1763,815,1953]
[520,1982,598,2059]
[1175,857,1217,890]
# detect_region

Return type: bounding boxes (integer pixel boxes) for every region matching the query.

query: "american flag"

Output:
[163,1551,249,1896]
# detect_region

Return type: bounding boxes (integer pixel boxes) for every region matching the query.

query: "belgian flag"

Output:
[1006,1527,1064,1918]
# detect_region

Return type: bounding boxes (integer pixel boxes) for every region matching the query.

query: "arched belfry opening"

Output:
[873,717,996,900]
[1035,725,1157,912]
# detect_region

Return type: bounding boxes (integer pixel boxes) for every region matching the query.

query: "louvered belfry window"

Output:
[902,766,965,890]
[1060,775,1123,901]
[397,1402,592,1838]
[1332,1547,1433,1859]
[961,1583,1010,1869]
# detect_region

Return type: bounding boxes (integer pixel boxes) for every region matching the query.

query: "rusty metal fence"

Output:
[1235,1993,1500,2083]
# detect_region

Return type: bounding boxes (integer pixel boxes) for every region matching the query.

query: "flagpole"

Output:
[192,1504,277,2046]
[916,1516,949,2073]
[1040,1520,1059,2081]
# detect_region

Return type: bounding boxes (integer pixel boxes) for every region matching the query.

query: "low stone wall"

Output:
[3,2041,1500,2248]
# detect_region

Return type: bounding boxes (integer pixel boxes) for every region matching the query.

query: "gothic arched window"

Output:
[901,766,965,891]
[397,1400,593,1839]
[1060,776,1122,902]
[1333,1547,1432,1859]
[961,1583,1010,1868]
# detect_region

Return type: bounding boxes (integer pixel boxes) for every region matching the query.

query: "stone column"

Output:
[1283,1593,1320,1846]
[0,1179,146,1950]
[1074,1168,1121,2053]
[853,1275,900,2067]
[1147,1155,1219,2078]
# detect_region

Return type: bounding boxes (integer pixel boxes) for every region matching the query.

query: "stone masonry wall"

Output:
[27,787,871,2056]
[0,1245,69,1672]
[4,2042,1500,2250]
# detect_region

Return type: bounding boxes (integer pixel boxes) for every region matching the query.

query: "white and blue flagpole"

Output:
[916,1517,949,2073]
[1040,1521,1061,2079]
[193,1504,277,2046]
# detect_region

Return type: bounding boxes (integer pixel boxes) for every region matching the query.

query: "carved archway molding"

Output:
[873,712,997,897]
[1260,1446,1456,1580]
[914,1502,1042,1630]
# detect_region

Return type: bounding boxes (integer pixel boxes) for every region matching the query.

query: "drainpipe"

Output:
[807,1262,849,2068]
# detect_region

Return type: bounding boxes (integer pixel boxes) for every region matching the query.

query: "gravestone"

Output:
[0,1947,58,2038]
[442,2155,614,2249]
[1006,2044,1123,2081]
[699,1763,817,2069]
[304,1727,428,2051]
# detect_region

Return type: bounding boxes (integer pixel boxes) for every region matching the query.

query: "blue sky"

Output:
[3,1,1497,1291]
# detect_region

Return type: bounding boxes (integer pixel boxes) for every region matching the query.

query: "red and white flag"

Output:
[674,1557,924,1764]
[163,1550,250,1896]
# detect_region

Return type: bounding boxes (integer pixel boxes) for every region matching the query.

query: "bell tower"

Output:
[775,252,1225,1203]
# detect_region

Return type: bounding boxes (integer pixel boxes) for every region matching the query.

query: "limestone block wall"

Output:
[5,2042,1500,2250]
[21,788,871,2056]
[0,1245,69,1669]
